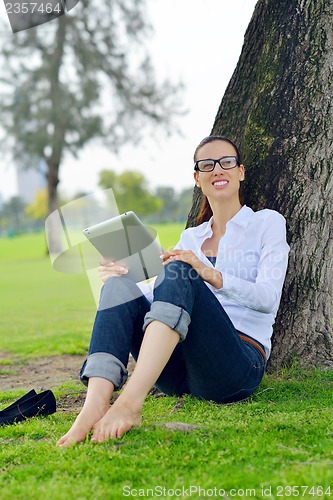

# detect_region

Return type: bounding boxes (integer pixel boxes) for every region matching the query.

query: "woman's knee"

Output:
[98,277,142,310]
[155,261,198,287]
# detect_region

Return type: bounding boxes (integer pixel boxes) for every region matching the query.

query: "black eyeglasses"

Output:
[194,156,240,172]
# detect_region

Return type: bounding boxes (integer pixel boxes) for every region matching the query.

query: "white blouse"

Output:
[140,205,290,359]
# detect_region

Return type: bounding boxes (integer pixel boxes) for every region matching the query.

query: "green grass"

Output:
[0,229,332,499]
[0,225,184,358]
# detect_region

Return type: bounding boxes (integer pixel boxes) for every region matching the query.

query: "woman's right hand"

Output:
[98,258,128,282]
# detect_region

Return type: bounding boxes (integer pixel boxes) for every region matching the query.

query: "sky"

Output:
[0,0,258,202]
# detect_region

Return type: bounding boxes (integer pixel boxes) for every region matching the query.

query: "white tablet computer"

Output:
[82,211,163,282]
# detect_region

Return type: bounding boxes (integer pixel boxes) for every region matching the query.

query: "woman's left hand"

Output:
[160,250,223,289]
[161,249,203,272]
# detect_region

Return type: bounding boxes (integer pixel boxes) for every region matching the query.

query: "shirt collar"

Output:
[195,204,254,236]
[226,204,254,229]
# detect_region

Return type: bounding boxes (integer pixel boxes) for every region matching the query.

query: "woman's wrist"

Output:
[199,265,223,289]
[211,269,223,289]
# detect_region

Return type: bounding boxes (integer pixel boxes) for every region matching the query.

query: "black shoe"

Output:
[0,390,56,426]
[0,389,37,415]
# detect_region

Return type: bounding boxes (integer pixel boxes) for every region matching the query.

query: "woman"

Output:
[57,135,289,447]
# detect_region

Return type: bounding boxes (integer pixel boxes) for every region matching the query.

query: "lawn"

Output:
[0,228,332,499]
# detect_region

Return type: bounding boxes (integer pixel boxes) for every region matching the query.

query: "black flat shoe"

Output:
[0,390,56,426]
[0,389,37,415]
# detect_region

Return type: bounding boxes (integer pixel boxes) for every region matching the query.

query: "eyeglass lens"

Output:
[197,156,237,171]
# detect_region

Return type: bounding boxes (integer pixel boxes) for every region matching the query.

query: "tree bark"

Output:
[45,17,67,253]
[188,0,333,370]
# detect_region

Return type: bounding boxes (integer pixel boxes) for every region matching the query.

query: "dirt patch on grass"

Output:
[0,354,87,392]
[0,354,138,392]
[56,391,121,413]
[0,354,161,412]
[0,354,138,411]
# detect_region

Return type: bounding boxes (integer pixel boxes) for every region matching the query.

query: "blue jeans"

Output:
[80,261,266,403]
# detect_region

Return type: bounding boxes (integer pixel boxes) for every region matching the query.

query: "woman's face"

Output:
[194,140,245,203]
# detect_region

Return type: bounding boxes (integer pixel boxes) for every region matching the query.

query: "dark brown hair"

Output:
[194,136,245,225]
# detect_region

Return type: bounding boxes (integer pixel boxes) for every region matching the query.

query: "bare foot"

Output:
[56,401,110,448]
[90,397,142,442]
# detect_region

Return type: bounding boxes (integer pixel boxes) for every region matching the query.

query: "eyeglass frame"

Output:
[194,155,240,172]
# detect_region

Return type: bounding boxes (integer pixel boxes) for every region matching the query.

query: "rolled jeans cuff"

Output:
[142,301,191,342]
[80,352,128,391]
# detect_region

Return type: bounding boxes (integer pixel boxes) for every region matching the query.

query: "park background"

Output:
[0,0,257,223]
[0,0,332,498]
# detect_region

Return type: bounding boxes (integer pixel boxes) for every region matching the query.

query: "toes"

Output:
[90,406,141,442]
[117,422,129,439]
[56,432,72,447]
[91,427,106,443]
[56,427,88,447]
[58,437,76,448]
[91,421,124,441]
[90,423,102,442]
[57,436,71,448]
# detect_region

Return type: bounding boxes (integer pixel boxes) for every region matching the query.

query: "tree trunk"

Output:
[45,160,63,254]
[188,0,333,370]
[45,17,67,254]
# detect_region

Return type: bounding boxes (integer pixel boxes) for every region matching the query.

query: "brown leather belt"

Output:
[239,334,267,364]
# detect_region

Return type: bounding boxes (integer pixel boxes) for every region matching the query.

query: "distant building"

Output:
[16,158,47,204]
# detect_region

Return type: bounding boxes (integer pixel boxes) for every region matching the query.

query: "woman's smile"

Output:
[212,179,229,189]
